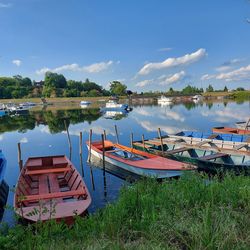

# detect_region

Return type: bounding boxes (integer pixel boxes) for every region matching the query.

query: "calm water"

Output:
[0,100,249,224]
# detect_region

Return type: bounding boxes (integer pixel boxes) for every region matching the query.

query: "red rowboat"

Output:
[14,155,91,223]
[212,127,250,135]
[87,140,195,178]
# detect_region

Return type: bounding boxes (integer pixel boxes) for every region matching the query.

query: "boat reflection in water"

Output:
[102,110,129,120]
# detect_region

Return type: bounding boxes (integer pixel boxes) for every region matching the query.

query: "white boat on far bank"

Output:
[80,100,91,108]
[157,96,173,104]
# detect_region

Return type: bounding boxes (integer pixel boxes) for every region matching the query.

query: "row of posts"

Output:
[17,123,165,173]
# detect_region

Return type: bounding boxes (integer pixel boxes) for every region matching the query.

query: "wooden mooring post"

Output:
[114,125,119,144]
[158,128,164,155]
[130,132,134,148]
[101,133,106,172]
[64,120,72,160]
[103,130,107,140]
[17,142,23,171]
[142,134,146,151]
[88,129,92,162]
[79,132,84,177]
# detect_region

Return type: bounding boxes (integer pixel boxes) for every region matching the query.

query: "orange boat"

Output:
[87,140,195,179]
[14,155,91,223]
[212,127,250,135]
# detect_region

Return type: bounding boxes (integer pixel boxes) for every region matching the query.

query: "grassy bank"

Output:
[0,174,249,249]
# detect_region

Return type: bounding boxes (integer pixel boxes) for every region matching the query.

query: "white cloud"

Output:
[216,65,250,82]
[12,59,21,66]
[200,74,215,81]
[20,137,28,143]
[138,48,206,75]
[159,71,186,85]
[0,3,12,8]
[215,58,243,72]
[215,66,232,72]
[135,79,154,87]
[202,64,250,82]
[158,47,172,52]
[0,135,3,141]
[36,61,114,75]
[160,110,185,122]
[83,60,113,73]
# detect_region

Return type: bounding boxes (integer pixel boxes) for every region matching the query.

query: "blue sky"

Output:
[0,0,250,91]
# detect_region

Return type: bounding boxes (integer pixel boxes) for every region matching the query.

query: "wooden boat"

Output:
[86,140,195,179]
[133,135,250,156]
[132,139,250,175]
[212,127,250,135]
[236,121,250,129]
[14,155,91,223]
[0,150,9,207]
[176,130,249,142]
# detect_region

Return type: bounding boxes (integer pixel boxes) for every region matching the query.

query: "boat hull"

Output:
[87,145,190,179]
[133,142,250,175]
[212,127,250,135]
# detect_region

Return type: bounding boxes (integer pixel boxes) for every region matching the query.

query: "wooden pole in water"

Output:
[64,120,72,160]
[142,134,146,151]
[88,129,92,162]
[130,132,134,148]
[79,132,84,177]
[103,130,107,140]
[17,142,23,171]
[101,134,106,171]
[158,128,164,155]
[114,125,119,144]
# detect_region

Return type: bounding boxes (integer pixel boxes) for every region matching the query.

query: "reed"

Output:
[0,173,249,249]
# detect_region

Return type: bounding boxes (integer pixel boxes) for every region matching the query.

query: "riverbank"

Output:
[0,173,249,249]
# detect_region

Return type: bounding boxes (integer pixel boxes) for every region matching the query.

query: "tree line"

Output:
[0,72,128,99]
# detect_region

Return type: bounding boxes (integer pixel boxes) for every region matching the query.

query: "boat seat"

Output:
[25,166,71,175]
[207,134,219,139]
[19,189,87,203]
[199,153,228,161]
[164,147,188,154]
[234,143,249,150]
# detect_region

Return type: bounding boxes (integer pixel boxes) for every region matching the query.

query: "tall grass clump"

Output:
[0,173,249,249]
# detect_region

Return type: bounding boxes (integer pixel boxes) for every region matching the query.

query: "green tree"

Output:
[206,84,214,92]
[109,81,127,96]
[44,72,67,88]
[224,86,228,92]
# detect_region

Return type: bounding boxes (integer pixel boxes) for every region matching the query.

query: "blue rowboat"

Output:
[0,150,9,208]
[175,131,249,143]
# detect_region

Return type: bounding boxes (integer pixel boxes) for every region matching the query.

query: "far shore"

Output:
[0,90,249,106]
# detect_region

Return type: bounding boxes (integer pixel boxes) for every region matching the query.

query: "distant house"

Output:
[34,80,44,87]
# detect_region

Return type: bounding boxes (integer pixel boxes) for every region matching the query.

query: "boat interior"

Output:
[16,156,87,208]
[138,142,250,165]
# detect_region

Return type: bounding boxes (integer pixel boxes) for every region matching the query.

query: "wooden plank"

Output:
[19,189,87,203]
[39,175,49,195]
[53,157,68,167]
[199,153,228,161]
[164,147,188,154]
[26,158,42,167]
[207,134,219,139]
[234,143,248,150]
[25,167,71,176]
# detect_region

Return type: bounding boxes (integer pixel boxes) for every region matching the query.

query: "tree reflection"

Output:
[0,108,102,134]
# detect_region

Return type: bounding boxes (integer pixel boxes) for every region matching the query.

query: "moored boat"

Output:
[235,121,250,129]
[176,130,249,142]
[87,140,195,179]
[157,96,172,104]
[212,127,250,135]
[0,150,9,208]
[14,155,91,223]
[132,139,250,175]
[104,100,129,111]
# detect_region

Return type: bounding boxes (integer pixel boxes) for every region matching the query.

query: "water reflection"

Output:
[0,100,249,225]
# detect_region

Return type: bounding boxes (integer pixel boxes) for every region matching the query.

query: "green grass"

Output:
[0,173,249,249]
